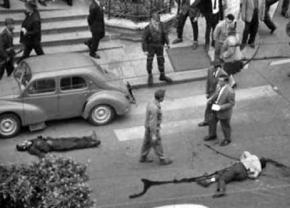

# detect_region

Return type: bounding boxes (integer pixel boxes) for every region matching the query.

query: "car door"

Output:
[57,75,91,119]
[23,78,58,120]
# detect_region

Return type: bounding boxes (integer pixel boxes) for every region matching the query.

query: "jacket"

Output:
[144,99,162,136]
[142,22,169,51]
[198,0,223,19]
[176,0,201,17]
[0,27,14,61]
[88,1,105,37]
[20,11,42,44]
[241,0,265,22]
[209,84,235,119]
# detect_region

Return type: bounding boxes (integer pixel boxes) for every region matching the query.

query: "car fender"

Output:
[0,100,47,126]
[82,90,130,119]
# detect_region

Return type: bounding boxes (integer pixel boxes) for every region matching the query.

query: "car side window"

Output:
[28,79,56,94]
[60,76,87,91]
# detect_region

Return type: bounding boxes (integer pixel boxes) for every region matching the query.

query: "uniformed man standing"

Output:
[142,12,173,86]
[0,18,15,80]
[140,89,173,165]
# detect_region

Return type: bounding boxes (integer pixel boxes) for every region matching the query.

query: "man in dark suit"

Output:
[142,12,173,85]
[204,73,235,146]
[85,0,105,59]
[198,0,223,51]
[198,62,226,127]
[0,18,15,80]
[19,1,44,61]
[263,0,278,33]
[281,0,289,17]
[16,131,101,158]
[172,0,201,49]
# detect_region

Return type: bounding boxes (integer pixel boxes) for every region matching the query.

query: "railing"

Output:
[100,0,175,22]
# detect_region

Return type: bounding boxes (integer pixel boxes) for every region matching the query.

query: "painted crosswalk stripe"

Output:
[270,59,290,66]
[131,85,276,115]
[115,85,277,141]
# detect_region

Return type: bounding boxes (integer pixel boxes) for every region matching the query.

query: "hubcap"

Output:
[0,118,17,136]
[93,106,111,123]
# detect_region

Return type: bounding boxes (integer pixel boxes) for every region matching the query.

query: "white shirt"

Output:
[211,0,219,14]
[240,151,262,179]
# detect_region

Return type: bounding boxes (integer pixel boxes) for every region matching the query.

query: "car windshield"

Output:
[14,62,32,87]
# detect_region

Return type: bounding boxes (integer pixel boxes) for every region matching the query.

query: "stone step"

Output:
[0,9,88,26]
[13,19,89,36]
[14,30,120,48]
[15,39,124,57]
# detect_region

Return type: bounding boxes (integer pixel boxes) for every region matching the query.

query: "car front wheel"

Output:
[89,105,115,125]
[0,114,21,138]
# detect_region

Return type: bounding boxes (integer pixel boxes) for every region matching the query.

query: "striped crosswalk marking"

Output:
[115,85,277,141]
[270,59,290,66]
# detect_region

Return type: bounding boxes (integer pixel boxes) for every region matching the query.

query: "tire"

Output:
[0,113,21,138]
[89,105,115,125]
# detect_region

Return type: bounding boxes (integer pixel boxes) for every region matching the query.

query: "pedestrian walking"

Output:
[0,18,15,80]
[19,0,44,61]
[142,12,173,86]
[16,131,100,158]
[140,89,173,166]
[1,0,10,8]
[172,0,201,49]
[281,0,289,18]
[198,61,227,127]
[84,0,105,59]
[198,0,224,51]
[263,0,278,34]
[196,151,267,197]
[213,13,235,62]
[241,0,265,49]
[203,73,235,146]
[221,23,243,88]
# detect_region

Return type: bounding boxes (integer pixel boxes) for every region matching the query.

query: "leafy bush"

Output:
[0,155,94,208]
[100,0,173,22]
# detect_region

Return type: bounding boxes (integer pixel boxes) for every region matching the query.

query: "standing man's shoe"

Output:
[203,135,217,141]
[249,43,255,48]
[270,27,276,34]
[172,38,183,44]
[139,156,153,163]
[192,41,198,50]
[159,74,173,83]
[160,158,173,165]
[90,53,100,59]
[198,121,209,127]
[240,44,246,50]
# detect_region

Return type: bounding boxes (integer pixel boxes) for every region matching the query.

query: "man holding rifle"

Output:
[0,18,15,80]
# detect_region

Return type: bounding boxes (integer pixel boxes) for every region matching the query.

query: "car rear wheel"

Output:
[0,114,21,138]
[89,105,115,125]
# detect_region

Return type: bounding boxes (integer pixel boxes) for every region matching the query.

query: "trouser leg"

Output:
[5,58,14,76]
[190,17,199,41]
[242,21,251,45]
[204,15,211,45]
[282,0,290,14]
[33,42,45,56]
[0,63,5,79]
[211,13,220,46]
[176,12,188,39]
[90,33,101,54]
[146,47,155,74]
[209,112,218,137]
[21,44,33,61]
[3,0,10,8]
[220,118,231,142]
[248,9,259,44]
[152,137,165,160]
[214,42,223,62]
[140,128,152,158]
[156,46,165,73]
[204,102,212,123]
[264,9,276,31]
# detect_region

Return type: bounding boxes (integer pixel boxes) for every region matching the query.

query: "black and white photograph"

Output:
[0,0,290,208]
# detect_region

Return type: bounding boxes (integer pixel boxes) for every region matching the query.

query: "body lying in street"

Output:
[16,131,100,157]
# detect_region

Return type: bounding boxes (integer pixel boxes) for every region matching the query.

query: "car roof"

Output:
[23,52,96,74]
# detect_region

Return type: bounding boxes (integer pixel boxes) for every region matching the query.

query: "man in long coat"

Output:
[85,0,105,59]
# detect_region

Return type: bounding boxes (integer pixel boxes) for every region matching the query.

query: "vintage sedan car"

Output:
[0,53,135,138]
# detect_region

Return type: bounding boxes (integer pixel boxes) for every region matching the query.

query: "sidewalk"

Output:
[0,1,279,89]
